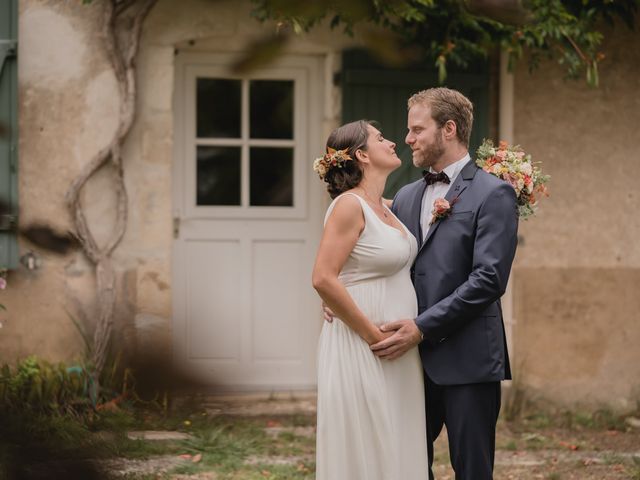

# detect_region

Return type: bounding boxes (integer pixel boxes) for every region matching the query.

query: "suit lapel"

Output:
[417,159,478,255]
[409,181,428,248]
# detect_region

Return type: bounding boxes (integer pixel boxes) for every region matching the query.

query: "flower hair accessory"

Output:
[476,139,550,219]
[313,147,352,180]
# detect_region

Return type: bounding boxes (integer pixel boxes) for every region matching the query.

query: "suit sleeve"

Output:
[415,182,519,343]
[390,189,402,216]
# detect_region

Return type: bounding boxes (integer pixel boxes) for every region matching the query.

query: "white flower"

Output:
[313,157,328,178]
[520,162,532,176]
[491,163,503,174]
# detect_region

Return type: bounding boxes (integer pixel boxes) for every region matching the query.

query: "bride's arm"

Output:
[312,195,387,345]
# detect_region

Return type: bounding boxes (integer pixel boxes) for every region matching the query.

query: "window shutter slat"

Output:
[0,0,19,268]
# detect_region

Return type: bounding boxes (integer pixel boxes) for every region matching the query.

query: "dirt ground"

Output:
[197,393,640,479]
[433,422,640,479]
[107,393,640,479]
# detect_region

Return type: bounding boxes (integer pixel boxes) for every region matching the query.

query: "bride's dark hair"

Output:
[323,120,373,199]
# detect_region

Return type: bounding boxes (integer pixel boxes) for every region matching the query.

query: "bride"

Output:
[312,120,428,479]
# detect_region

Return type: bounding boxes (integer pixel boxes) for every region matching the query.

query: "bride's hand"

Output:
[321,301,335,323]
[370,327,394,345]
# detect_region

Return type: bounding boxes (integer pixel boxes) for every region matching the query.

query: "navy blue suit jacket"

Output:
[392,159,518,385]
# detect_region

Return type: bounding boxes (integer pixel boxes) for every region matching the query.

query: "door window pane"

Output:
[197,146,241,205]
[197,78,241,138]
[250,80,293,139]
[250,148,293,206]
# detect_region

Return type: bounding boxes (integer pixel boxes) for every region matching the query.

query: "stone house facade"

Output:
[0,0,638,411]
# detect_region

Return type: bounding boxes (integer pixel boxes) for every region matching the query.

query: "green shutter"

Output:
[341,49,490,198]
[0,0,18,268]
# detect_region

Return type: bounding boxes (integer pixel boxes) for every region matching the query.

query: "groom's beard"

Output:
[412,129,445,169]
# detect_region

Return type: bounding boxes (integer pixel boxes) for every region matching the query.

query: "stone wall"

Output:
[1,0,352,363]
[512,18,640,411]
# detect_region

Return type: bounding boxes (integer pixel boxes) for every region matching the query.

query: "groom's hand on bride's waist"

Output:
[370,320,422,360]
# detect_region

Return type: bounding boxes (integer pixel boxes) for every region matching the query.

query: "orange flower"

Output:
[498,140,509,150]
[535,184,549,197]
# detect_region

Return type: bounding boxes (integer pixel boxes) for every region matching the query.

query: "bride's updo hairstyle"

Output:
[318,120,372,199]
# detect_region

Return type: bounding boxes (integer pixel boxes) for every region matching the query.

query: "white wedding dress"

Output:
[316,192,429,480]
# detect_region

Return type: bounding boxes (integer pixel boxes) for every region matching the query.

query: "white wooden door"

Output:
[172,53,325,390]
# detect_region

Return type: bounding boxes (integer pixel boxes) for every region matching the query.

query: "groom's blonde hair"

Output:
[408,88,474,147]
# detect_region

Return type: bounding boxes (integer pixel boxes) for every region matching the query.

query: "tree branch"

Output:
[562,32,588,63]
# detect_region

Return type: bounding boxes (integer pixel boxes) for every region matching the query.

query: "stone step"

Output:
[126,430,193,441]
[100,455,190,476]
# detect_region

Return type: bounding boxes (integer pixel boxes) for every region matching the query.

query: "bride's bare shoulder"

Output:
[326,192,365,228]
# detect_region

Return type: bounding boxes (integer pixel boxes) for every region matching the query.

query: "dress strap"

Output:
[323,192,369,226]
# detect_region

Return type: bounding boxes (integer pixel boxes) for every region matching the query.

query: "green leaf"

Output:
[586,60,599,88]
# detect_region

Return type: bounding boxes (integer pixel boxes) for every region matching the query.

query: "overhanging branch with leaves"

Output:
[250,0,639,86]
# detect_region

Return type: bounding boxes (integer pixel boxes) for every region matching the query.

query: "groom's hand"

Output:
[370,319,422,360]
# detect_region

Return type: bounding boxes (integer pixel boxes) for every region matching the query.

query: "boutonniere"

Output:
[430,197,458,225]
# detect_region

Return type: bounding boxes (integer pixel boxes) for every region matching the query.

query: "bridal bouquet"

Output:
[476,140,550,219]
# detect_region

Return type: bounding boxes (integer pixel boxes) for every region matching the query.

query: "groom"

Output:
[371,88,519,479]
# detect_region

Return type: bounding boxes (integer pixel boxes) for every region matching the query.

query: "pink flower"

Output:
[430,198,455,225]
[433,198,450,215]
[524,175,534,194]
[504,173,517,187]
[0,277,6,290]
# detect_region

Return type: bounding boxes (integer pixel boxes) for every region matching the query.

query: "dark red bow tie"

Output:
[422,170,451,186]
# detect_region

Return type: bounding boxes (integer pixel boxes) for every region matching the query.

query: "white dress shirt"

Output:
[421,153,471,240]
